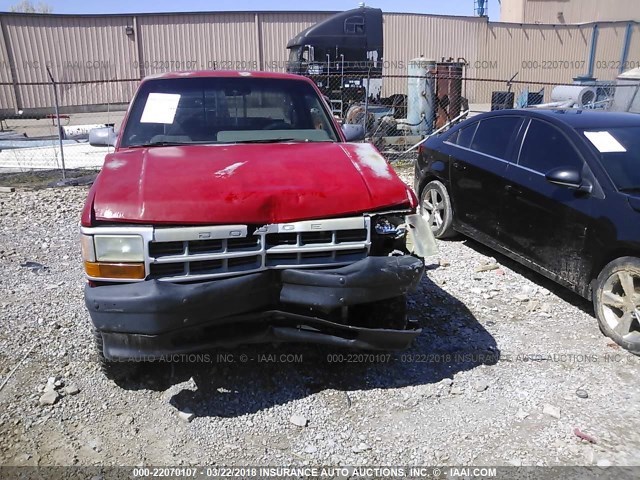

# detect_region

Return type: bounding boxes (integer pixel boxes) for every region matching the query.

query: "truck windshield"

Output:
[582,127,640,192]
[288,47,301,63]
[121,76,338,147]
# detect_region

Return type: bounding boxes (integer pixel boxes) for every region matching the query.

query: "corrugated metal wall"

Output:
[518,0,640,25]
[0,16,18,111]
[627,24,640,68]
[500,0,525,24]
[0,10,637,112]
[591,23,634,81]
[259,12,332,71]
[138,13,258,74]
[382,14,483,97]
[475,22,593,102]
[1,14,138,109]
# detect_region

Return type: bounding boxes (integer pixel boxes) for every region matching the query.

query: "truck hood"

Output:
[90,142,414,225]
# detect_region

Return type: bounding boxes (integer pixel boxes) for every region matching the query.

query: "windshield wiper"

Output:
[127,141,193,148]
[127,140,218,148]
[127,138,328,147]
[231,138,328,144]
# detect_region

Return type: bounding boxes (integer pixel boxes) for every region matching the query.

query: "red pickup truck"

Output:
[82,71,436,378]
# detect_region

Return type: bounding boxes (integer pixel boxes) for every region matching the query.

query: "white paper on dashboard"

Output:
[140,93,181,124]
[584,131,627,153]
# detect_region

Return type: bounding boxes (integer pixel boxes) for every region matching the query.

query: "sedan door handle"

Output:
[452,161,467,171]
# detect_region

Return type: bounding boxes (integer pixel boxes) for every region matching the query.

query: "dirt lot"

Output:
[0,165,639,469]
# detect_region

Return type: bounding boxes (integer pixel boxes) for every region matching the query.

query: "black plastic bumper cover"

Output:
[85,256,424,359]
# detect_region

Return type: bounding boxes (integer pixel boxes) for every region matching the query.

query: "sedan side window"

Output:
[447,123,478,148]
[457,123,478,148]
[469,117,522,159]
[519,120,583,174]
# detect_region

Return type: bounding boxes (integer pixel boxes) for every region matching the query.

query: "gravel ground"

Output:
[1,165,639,468]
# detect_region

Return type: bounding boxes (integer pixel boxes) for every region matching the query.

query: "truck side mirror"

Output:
[342,124,365,142]
[89,127,117,147]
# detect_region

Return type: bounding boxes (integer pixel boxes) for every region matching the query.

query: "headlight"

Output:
[81,233,146,280]
[94,235,144,262]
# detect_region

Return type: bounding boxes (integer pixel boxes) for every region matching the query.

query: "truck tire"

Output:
[420,180,455,239]
[593,257,640,356]
[92,329,138,381]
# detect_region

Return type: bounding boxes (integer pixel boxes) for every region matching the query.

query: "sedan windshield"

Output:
[582,127,640,192]
[121,76,338,147]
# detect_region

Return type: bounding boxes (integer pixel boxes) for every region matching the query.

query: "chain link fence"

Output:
[1,72,638,176]
[0,111,120,172]
[333,72,635,164]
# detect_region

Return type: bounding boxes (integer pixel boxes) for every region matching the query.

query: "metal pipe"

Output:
[46,66,66,180]
[587,24,599,78]
[403,109,470,154]
[363,69,370,132]
[340,54,345,108]
[326,53,330,90]
[620,23,634,74]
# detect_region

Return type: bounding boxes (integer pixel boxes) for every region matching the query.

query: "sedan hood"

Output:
[90,142,414,225]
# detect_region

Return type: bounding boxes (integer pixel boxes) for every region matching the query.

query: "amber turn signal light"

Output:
[84,261,145,279]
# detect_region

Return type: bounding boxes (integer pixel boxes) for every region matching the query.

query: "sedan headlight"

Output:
[94,235,144,262]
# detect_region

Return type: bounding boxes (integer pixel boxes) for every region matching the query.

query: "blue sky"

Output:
[0,0,502,18]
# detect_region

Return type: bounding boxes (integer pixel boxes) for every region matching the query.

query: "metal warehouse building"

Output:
[501,0,640,25]
[0,9,639,114]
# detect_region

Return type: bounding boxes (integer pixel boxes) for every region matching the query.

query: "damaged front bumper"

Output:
[85,256,425,360]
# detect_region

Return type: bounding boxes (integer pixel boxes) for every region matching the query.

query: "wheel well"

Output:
[416,175,440,199]
[590,250,640,284]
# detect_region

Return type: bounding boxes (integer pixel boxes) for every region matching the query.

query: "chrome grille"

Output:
[147,217,371,282]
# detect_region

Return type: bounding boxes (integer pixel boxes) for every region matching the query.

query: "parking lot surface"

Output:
[0,165,638,467]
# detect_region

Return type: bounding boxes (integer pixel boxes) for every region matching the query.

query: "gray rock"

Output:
[44,377,57,393]
[597,459,612,468]
[352,442,370,453]
[439,378,453,387]
[476,263,499,273]
[450,386,464,396]
[290,414,308,427]
[178,409,195,423]
[515,409,529,420]
[542,404,561,419]
[514,294,530,303]
[304,445,318,454]
[474,380,490,392]
[540,303,553,312]
[63,384,80,396]
[576,389,589,399]
[39,390,59,406]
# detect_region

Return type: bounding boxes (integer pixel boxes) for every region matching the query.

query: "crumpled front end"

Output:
[82,212,437,360]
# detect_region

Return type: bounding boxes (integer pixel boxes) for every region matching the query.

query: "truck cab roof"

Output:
[286,6,382,49]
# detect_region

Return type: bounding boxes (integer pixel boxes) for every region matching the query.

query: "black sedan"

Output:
[415,109,640,354]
